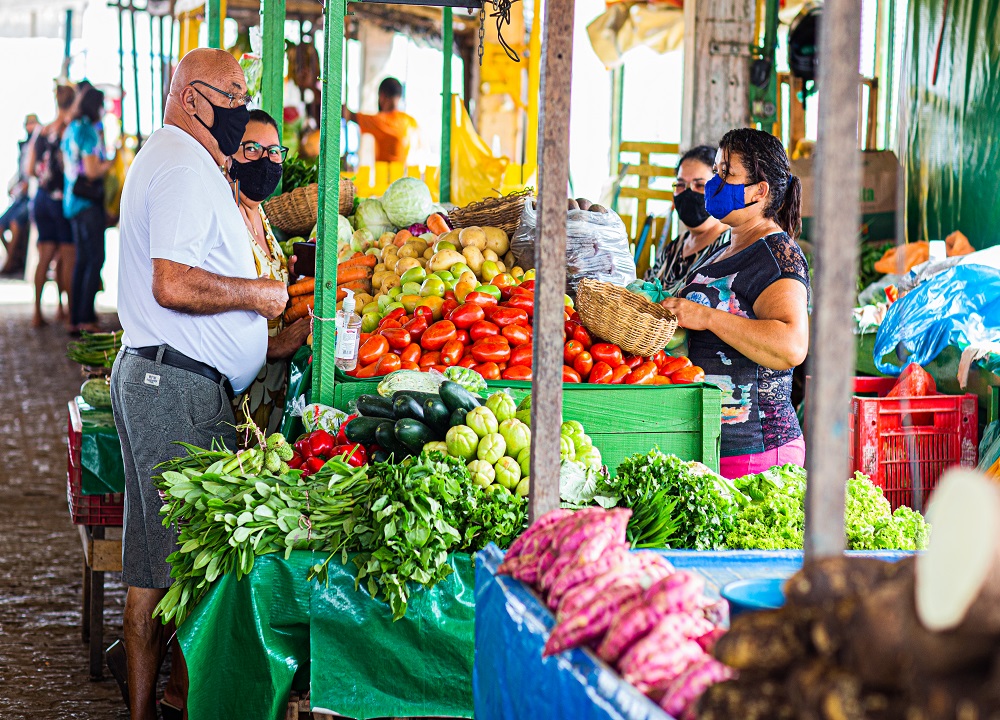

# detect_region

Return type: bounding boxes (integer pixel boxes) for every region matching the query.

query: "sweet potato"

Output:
[713,608,808,673]
[695,627,727,655]
[543,584,641,657]
[622,639,705,696]
[659,655,736,716]
[539,552,573,595]
[554,507,629,556]
[557,567,642,622]
[616,612,715,674]
[503,508,572,562]
[644,570,705,614]
[547,542,629,609]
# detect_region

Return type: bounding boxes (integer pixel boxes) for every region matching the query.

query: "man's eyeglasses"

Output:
[239,141,289,164]
[188,80,250,109]
[673,180,708,194]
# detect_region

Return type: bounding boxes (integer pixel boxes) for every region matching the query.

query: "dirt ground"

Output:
[0,301,130,719]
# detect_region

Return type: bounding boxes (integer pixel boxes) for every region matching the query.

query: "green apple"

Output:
[420,276,447,298]
[400,266,427,285]
[401,281,423,296]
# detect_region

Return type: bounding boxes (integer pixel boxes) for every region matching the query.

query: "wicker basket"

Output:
[576,279,678,357]
[264,179,356,237]
[449,188,534,238]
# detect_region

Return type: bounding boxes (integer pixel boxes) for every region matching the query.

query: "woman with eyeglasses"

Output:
[228,109,310,433]
[661,129,809,478]
[645,145,731,296]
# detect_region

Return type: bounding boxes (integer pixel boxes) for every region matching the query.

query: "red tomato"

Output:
[565,320,582,338]
[400,343,422,365]
[563,366,582,383]
[509,343,533,368]
[379,327,411,351]
[413,306,434,322]
[504,295,534,317]
[497,362,508,372]
[358,335,389,366]
[454,329,470,345]
[355,362,380,379]
[499,285,516,301]
[381,307,407,324]
[651,350,668,370]
[510,285,534,298]
[441,299,460,317]
[470,320,500,341]
[421,320,457,351]
[374,353,401,376]
[573,351,594,380]
[590,343,624,368]
[589,361,613,384]
[651,375,672,385]
[671,366,706,384]
[457,356,477,369]
[430,365,448,373]
[418,351,441,368]
[491,307,529,328]
[471,336,511,364]
[610,364,631,384]
[570,311,581,324]
[661,356,693,375]
[572,325,593,349]
[622,354,643,370]
[465,292,499,309]
[377,318,402,331]
[518,280,536,291]
[474,362,502,380]
[400,361,420,370]
[564,340,585,365]
[624,361,658,385]
[440,339,464,366]
[403,315,429,343]
[502,365,532,381]
[502,324,532,347]
[492,272,516,289]
[447,303,485,329]
[444,290,457,301]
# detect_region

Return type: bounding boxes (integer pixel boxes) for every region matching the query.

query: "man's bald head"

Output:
[170,47,245,96]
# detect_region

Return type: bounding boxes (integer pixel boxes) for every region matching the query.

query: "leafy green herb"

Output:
[281,154,319,193]
[726,464,806,550]
[67,330,124,368]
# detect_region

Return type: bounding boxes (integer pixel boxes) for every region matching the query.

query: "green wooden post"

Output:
[206,0,222,49]
[440,7,453,204]
[130,7,143,142]
[609,65,624,213]
[314,0,346,407]
[261,0,286,194]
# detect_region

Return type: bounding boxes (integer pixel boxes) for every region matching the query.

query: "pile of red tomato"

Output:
[343,278,706,385]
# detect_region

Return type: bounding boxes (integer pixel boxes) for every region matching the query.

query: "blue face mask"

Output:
[704,174,758,221]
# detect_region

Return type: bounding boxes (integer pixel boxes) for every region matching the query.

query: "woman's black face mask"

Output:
[230,156,283,202]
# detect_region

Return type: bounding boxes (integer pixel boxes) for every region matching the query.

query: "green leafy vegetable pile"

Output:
[726,464,807,550]
[280,155,319,193]
[844,472,930,550]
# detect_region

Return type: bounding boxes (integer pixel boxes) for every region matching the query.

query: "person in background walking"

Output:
[28,85,77,327]
[342,77,419,164]
[63,86,112,334]
[0,114,39,277]
[109,47,286,720]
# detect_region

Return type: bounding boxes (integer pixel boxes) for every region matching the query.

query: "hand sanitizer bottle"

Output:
[335,288,362,372]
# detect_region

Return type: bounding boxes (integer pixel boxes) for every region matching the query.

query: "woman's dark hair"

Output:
[56,85,76,112]
[75,87,105,124]
[676,145,717,173]
[248,108,279,132]
[718,128,802,238]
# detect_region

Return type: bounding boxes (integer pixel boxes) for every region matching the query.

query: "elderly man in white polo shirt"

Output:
[109,47,287,719]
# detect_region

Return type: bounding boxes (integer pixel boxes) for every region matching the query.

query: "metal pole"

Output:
[150,13,157,130]
[160,15,169,115]
[440,7,453,204]
[206,0,222,49]
[262,0,287,194]
[609,65,624,213]
[524,0,542,180]
[803,0,863,559]
[314,0,346,407]
[130,6,142,143]
[528,0,575,522]
[63,9,73,78]
[118,5,126,135]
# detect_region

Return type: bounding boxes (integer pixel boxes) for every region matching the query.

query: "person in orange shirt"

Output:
[343,77,418,164]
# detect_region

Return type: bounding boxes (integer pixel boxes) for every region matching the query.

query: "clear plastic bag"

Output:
[511,199,637,295]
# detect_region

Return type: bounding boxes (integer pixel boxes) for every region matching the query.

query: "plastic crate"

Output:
[332,381,723,473]
[68,400,124,526]
[848,391,978,512]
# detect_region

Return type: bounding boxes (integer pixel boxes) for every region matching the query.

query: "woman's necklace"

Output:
[240,202,272,260]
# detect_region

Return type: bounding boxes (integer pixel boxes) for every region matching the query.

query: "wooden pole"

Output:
[261,0,287,193]
[313,0,346,408]
[803,0,863,559]
[528,0,574,522]
[440,7,453,204]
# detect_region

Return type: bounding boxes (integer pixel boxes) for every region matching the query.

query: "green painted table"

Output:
[178,551,475,720]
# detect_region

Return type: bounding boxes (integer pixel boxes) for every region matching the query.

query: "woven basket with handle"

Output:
[576,279,678,357]
[449,188,534,238]
[263,179,356,237]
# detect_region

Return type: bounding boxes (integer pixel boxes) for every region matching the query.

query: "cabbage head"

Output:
[381,177,433,228]
[354,198,394,237]
[337,214,353,245]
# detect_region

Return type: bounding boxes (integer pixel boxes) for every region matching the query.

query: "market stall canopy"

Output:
[0,0,85,39]
[586,0,808,69]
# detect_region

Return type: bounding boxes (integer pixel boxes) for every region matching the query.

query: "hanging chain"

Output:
[479,2,486,67]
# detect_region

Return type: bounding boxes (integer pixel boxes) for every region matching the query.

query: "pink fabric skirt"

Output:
[719,436,806,479]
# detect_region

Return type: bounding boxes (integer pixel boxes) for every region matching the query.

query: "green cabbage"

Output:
[354,198,394,237]
[381,177,433,228]
[337,214,353,245]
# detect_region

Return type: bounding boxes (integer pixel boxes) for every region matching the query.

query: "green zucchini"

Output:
[391,390,440,407]
[422,397,451,434]
[371,449,392,463]
[449,407,469,428]
[343,416,382,445]
[439,381,482,414]
[394,418,435,453]
[393,395,426,423]
[356,394,395,419]
[375,421,410,460]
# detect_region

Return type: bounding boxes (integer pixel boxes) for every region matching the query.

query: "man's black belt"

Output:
[125,346,235,401]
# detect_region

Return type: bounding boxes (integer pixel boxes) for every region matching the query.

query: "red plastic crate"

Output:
[68,400,124,526]
[848,392,978,512]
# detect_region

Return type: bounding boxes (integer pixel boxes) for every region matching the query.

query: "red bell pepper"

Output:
[307,429,335,459]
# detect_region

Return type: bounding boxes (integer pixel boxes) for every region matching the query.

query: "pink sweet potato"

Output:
[543,584,643,657]
[504,508,573,561]
[622,639,706,696]
[644,570,705,614]
[548,545,629,609]
[539,552,574,595]
[555,508,630,556]
[695,627,727,655]
[615,613,715,673]
[659,656,736,716]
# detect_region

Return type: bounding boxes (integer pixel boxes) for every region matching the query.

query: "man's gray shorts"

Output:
[110,347,237,588]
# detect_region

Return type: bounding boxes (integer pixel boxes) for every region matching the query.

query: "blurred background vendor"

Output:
[228,109,310,433]
[342,77,418,164]
[645,145,731,296]
[662,129,809,479]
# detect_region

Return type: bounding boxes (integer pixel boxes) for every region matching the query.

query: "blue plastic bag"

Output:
[873,265,1000,375]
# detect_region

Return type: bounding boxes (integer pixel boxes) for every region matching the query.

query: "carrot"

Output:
[336,265,373,284]
[284,296,314,323]
[337,279,372,301]
[426,213,449,235]
[288,277,315,297]
[393,229,413,247]
[338,254,377,269]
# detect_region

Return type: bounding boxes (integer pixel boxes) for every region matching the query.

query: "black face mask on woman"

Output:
[229,156,283,202]
[673,188,712,229]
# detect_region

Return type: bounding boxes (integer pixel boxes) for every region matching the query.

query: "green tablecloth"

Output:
[178,550,475,720]
[76,398,125,494]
